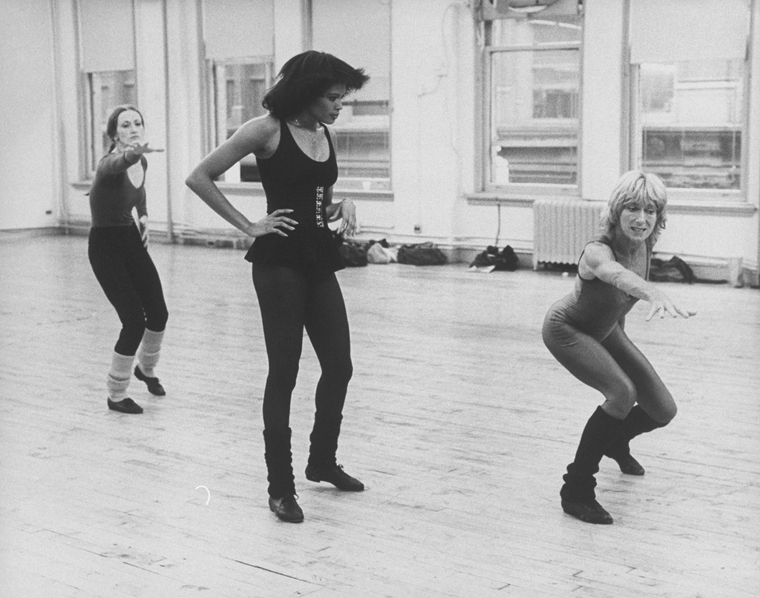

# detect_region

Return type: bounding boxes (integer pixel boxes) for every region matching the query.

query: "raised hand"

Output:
[248,209,298,238]
[129,141,164,155]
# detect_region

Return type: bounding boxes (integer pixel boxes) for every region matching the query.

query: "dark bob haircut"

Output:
[262,51,369,119]
[105,104,143,152]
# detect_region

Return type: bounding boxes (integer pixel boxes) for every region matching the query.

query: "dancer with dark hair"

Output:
[542,170,695,524]
[88,105,168,415]
[186,51,369,523]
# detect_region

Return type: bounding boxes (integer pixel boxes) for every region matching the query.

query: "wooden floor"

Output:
[1,234,759,598]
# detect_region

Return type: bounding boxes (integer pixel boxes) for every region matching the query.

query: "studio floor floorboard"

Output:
[1,234,759,597]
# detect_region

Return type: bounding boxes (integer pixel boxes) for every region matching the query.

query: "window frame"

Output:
[483,21,582,194]
[627,59,750,202]
[81,69,137,179]
[204,56,274,184]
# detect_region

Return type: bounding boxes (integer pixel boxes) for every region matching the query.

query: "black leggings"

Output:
[252,263,353,431]
[88,225,168,355]
[542,318,676,423]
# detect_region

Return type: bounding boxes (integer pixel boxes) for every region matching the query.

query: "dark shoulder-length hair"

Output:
[105,105,143,153]
[263,51,369,119]
[599,169,668,248]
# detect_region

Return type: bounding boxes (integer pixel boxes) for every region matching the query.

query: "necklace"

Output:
[288,119,322,148]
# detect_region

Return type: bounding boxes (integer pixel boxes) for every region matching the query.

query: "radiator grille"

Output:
[533,200,604,269]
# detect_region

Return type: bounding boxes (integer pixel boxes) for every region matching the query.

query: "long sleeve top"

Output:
[88,151,148,228]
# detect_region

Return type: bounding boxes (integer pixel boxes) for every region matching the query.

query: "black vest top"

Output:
[245,119,343,274]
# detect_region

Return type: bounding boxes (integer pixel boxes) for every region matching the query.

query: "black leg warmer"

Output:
[307,413,342,469]
[263,427,296,499]
[561,406,624,502]
[605,405,667,461]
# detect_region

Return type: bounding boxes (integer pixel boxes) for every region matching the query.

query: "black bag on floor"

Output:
[397,242,448,266]
[649,256,695,283]
[470,245,519,271]
[334,232,368,267]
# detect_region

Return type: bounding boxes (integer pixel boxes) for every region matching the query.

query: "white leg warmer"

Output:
[107,352,135,400]
[137,329,164,377]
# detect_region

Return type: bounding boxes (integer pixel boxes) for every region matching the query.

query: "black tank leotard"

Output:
[245,119,343,275]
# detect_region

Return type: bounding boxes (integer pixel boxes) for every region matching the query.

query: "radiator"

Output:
[533,200,604,269]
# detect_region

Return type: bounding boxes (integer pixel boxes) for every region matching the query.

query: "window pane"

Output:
[491,15,581,46]
[214,62,271,183]
[87,70,136,172]
[333,103,390,189]
[312,0,391,190]
[638,60,743,190]
[491,49,579,185]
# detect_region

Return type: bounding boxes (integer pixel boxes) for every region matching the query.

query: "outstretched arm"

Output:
[98,142,163,175]
[582,242,695,320]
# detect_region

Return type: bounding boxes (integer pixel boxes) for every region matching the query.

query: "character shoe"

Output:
[268,495,304,523]
[608,453,645,476]
[134,365,166,396]
[561,498,613,524]
[107,397,143,414]
[305,464,364,492]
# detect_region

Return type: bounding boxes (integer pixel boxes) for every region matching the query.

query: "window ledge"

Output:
[466,191,581,206]
[466,192,756,216]
[72,180,91,192]
[216,182,394,201]
[667,200,756,216]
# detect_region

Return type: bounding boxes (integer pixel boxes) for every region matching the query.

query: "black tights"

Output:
[89,225,168,355]
[252,264,353,432]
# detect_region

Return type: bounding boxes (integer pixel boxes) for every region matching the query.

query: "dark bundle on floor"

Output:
[333,232,368,267]
[470,245,519,271]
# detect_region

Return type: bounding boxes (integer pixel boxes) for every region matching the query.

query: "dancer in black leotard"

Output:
[186,51,369,523]
[543,170,695,524]
[89,105,168,415]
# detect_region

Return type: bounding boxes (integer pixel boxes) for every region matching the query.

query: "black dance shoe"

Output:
[107,397,143,414]
[134,365,166,396]
[561,498,613,524]
[268,495,304,523]
[608,453,645,476]
[305,464,364,491]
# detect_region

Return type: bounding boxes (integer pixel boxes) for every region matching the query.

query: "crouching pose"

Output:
[542,170,694,524]
[88,105,168,414]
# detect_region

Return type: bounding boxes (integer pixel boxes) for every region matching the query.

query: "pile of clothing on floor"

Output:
[468,245,519,273]
[334,233,449,267]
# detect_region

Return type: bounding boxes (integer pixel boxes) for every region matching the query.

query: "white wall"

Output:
[3,0,757,281]
[0,0,58,230]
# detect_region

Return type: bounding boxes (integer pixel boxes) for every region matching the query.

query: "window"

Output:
[211,61,273,183]
[85,71,136,173]
[77,0,136,177]
[485,0,582,188]
[629,0,750,195]
[635,61,743,190]
[312,0,391,191]
[202,0,274,183]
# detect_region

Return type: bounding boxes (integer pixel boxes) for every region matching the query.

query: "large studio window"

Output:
[210,61,273,183]
[635,61,743,190]
[311,0,391,191]
[85,71,136,174]
[202,0,274,183]
[77,0,136,177]
[486,1,582,188]
[629,0,750,196]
